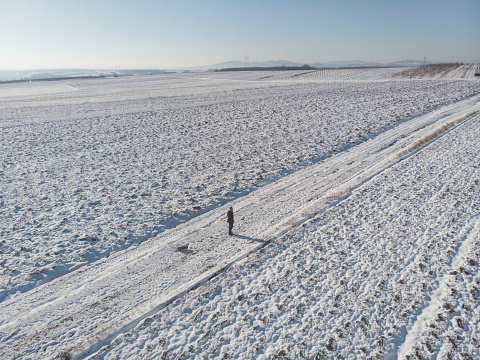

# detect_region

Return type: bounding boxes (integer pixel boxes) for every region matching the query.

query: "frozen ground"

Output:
[1,72,480,303]
[0,70,480,359]
[93,106,480,360]
[94,105,480,360]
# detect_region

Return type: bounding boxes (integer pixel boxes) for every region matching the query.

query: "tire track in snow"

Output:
[0,96,479,360]
[395,217,480,359]
[389,113,480,359]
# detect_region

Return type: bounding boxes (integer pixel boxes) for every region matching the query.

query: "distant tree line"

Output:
[217,64,399,72]
[218,64,316,72]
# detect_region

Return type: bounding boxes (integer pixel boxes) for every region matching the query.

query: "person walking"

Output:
[227,207,234,235]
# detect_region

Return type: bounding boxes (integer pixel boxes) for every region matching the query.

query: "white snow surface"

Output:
[1,71,480,359]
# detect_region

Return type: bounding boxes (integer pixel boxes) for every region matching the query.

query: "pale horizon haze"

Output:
[1,0,479,70]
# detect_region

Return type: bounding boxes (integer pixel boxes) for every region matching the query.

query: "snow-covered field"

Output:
[393,64,480,80]
[93,107,480,360]
[1,70,480,359]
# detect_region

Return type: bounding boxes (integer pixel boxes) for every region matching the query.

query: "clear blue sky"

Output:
[1,0,479,69]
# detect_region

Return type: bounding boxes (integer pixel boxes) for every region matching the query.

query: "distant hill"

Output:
[386,59,428,67]
[0,69,165,82]
[190,60,304,71]
[310,60,385,68]
[182,59,438,72]
[1,59,470,81]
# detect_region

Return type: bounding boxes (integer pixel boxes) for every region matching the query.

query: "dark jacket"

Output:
[227,210,234,224]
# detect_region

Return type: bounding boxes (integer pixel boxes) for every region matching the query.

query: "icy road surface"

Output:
[0,92,478,359]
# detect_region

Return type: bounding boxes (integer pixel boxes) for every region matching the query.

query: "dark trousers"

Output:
[228,222,234,235]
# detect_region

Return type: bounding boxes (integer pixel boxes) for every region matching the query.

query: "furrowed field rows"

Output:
[1,76,479,303]
[91,110,480,360]
[0,82,478,360]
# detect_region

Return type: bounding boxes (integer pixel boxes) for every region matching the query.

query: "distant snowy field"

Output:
[1,68,480,359]
[1,70,480,302]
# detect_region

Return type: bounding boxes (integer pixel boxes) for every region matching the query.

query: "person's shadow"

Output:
[233,234,270,244]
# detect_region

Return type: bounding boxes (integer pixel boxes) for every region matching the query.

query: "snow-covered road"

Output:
[1,91,478,359]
